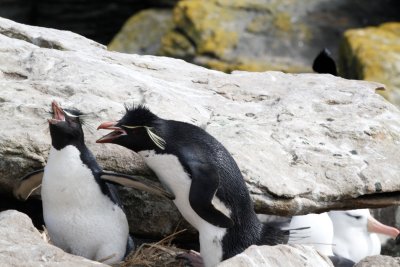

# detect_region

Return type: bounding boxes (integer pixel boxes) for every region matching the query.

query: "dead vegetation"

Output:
[117,229,189,267]
[40,224,192,266]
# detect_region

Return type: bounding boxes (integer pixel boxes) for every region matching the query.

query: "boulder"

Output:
[382,238,400,258]
[217,244,333,267]
[1,17,400,239]
[371,206,400,256]
[355,255,400,267]
[108,9,173,55]
[0,0,178,45]
[156,0,400,72]
[0,210,107,266]
[340,22,400,107]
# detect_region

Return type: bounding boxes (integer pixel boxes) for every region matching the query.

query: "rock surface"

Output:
[1,17,400,238]
[382,238,400,258]
[340,22,400,107]
[217,245,333,267]
[108,9,173,55]
[0,210,107,266]
[355,255,400,267]
[110,0,400,73]
[372,206,400,256]
[0,0,178,44]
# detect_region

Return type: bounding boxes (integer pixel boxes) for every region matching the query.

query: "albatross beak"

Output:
[96,121,127,143]
[367,215,400,243]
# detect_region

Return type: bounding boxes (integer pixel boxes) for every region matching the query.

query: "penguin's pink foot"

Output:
[176,250,204,267]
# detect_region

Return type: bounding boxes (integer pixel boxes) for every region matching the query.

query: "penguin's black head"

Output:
[312,48,338,76]
[96,105,165,152]
[49,100,85,150]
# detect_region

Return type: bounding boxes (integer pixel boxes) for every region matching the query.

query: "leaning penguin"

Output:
[96,105,291,267]
[14,101,173,264]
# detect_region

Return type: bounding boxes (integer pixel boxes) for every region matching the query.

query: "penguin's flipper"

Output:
[13,169,44,201]
[100,171,175,200]
[187,162,234,229]
[176,250,204,267]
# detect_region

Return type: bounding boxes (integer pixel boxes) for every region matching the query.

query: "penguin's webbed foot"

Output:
[176,250,204,267]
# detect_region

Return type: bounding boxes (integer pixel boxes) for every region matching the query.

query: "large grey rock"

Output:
[0,0,178,45]
[157,0,400,73]
[1,17,400,237]
[217,245,333,267]
[355,255,400,267]
[0,210,107,266]
[339,22,400,107]
[108,9,173,55]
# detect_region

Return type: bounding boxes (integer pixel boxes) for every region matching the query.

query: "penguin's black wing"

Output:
[13,169,44,201]
[187,161,234,228]
[103,181,125,209]
[100,171,175,200]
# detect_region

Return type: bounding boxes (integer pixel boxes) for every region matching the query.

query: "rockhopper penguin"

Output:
[96,105,290,267]
[14,101,173,264]
[312,48,338,76]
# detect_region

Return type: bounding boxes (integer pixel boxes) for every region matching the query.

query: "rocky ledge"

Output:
[0,17,400,239]
[0,210,334,267]
[0,210,106,266]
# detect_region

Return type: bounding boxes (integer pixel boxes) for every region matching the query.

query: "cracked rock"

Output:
[1,17,400,238]
[0,210,107,266]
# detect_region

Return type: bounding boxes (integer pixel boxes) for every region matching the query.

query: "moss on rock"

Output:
[160,31,196,60]
[195,56,309,73]
[108,9,173,55]
[339,22,400,105]
[168,0,239,58]
[109,0,400,77]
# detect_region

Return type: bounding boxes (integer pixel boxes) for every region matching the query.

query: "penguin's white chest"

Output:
[139,150,227,267]
[41,145,129,264]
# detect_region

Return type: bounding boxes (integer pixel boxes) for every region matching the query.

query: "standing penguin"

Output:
[14,101,173,264]
[96,105,290,267]
[312,48,338,76]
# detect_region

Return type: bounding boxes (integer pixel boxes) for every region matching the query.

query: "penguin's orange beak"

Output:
[49,100,65,124]
[96,121,127,143]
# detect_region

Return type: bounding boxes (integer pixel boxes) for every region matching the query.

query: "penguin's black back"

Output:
[157,119,264,259]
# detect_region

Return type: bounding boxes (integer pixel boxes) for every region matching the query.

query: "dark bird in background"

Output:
[312,48,338,76]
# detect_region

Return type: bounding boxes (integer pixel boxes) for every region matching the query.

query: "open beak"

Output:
[48,100,65,124]
[96,121,127,143]
[367,215,400,243]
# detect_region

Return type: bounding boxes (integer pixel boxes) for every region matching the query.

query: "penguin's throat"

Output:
[49,100,66,124]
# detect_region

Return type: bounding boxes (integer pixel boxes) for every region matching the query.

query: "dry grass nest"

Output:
[40,226,191,267]
[117,229,189,267]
